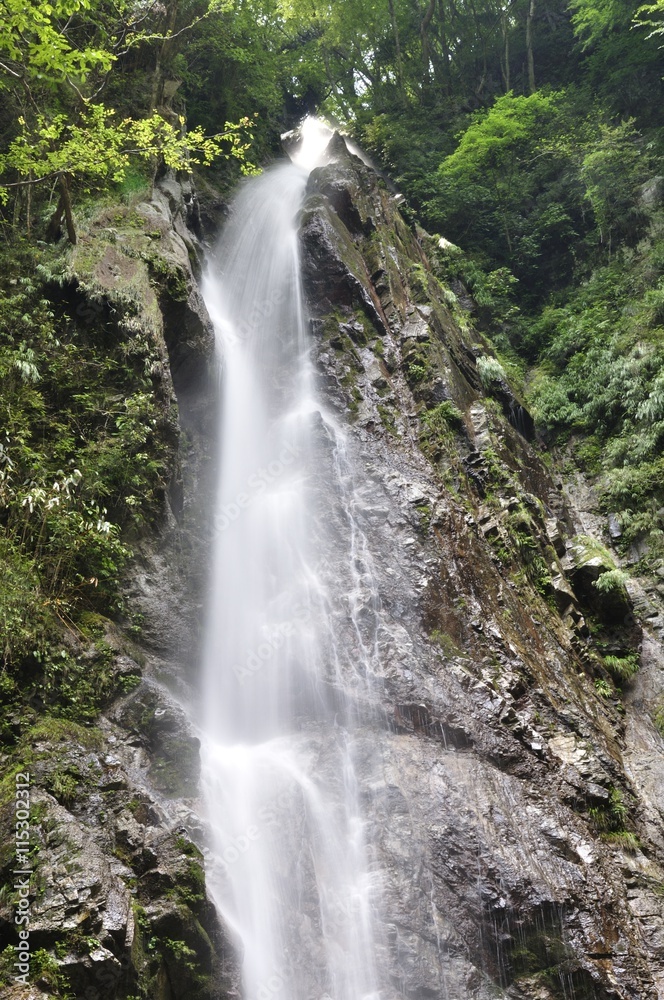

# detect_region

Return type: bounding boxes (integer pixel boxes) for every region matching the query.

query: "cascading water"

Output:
[200,120,384,1000]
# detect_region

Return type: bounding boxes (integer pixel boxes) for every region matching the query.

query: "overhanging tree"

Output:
[0,0,254,241]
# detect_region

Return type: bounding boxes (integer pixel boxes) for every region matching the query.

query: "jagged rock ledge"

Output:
[295,132,664,999]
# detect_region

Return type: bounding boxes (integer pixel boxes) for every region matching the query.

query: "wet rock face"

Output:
[0,699,240,1000]
[59,168,218,665]
[118,684,201,798]
[4,144,662,1000]
[299,135,664,999]
[0,175,228,1000]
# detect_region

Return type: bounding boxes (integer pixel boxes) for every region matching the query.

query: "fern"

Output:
[593,568,629,594]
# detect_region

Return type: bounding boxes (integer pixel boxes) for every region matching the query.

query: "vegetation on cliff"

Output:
[2,0,663,596]
[0,0,663,996]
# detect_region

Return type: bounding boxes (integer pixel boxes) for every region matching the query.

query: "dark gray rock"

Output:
[609,513,623,540]
[115,683,201,798]
[294,135,664,999]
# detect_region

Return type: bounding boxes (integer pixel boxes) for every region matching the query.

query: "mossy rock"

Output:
[118,686,201,798]
[567,535,632,619]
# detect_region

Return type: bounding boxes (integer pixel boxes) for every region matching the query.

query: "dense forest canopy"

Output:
[1,0,664,700]
[1,0,663,250]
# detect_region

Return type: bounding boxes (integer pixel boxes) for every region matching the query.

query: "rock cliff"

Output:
[0,171,237,1000]
[296,135,664,999]
[2,139,664,1000]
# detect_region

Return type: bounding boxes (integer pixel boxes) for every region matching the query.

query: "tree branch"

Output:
[0,59,22,79]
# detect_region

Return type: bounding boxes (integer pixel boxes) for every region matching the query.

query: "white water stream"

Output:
[200,121,384,1000]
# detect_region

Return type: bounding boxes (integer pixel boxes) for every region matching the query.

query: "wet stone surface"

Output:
[295,134,664,999]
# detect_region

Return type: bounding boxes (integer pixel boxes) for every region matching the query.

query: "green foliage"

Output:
[377,403,397,436]
[525,218,664,563]
[439,92,560,186]
[429,89,617,297]
[176,835,203,857]
[593,568,629,593]
[595,677,614,697]
[402,342,433,391]
[570,534,617,569]
[419,401,464,462]
[477,355,507,390]
[0,0,256,236]
[635,0,664,40]
[0,107,253,206]
[429,630,462,658]
[430,88,654,298]
[506,506,553,593]
[570,0,629,48]
[175,858,207,906]
[0,239,159,723]
[164,938,198,963]
[24,717,105,749]
[48,768,81,806]
[588,786,629,832]
[37,643,119,721]
[437,92,569,260]
[118,672,141,693]
[406,361,428,383]
[579,120,649,251]
[0,538,51,666]
[566,0,663,121]
[0,0,114,84]
[603,652,639,681]
[1,247,169,514]
[424,401,464,430]
[430,242,522,334]
[602,830,640,851]
[30,948,65,992]
[181,0,293,163]
[654,701,664,736]
[361,111,452,214]
[472,268,521,320]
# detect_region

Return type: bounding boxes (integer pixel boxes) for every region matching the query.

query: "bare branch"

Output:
[123,6,219,49]
[65,75,88,104]
[0,59,22,79]
[2,172,61,188]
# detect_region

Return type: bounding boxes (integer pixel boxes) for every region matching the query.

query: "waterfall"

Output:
[200,121,384,1000]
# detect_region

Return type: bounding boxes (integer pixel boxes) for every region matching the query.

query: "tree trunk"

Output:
[526,0,536,94]
[438,0,452,94]
[59,174,77,244]
[421,0,436,89]
[26,172,32,237]
[502,15,511,92]
[150,0,179,110]
[388,0,406,101]
[46,193,64,243]
[12,183,24,229]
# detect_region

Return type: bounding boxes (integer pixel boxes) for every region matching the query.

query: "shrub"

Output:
[593,569,629,594]
[422,401,464,430]
[477,355,507,389]
[0,235,166,726]
[603,653,639,681]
